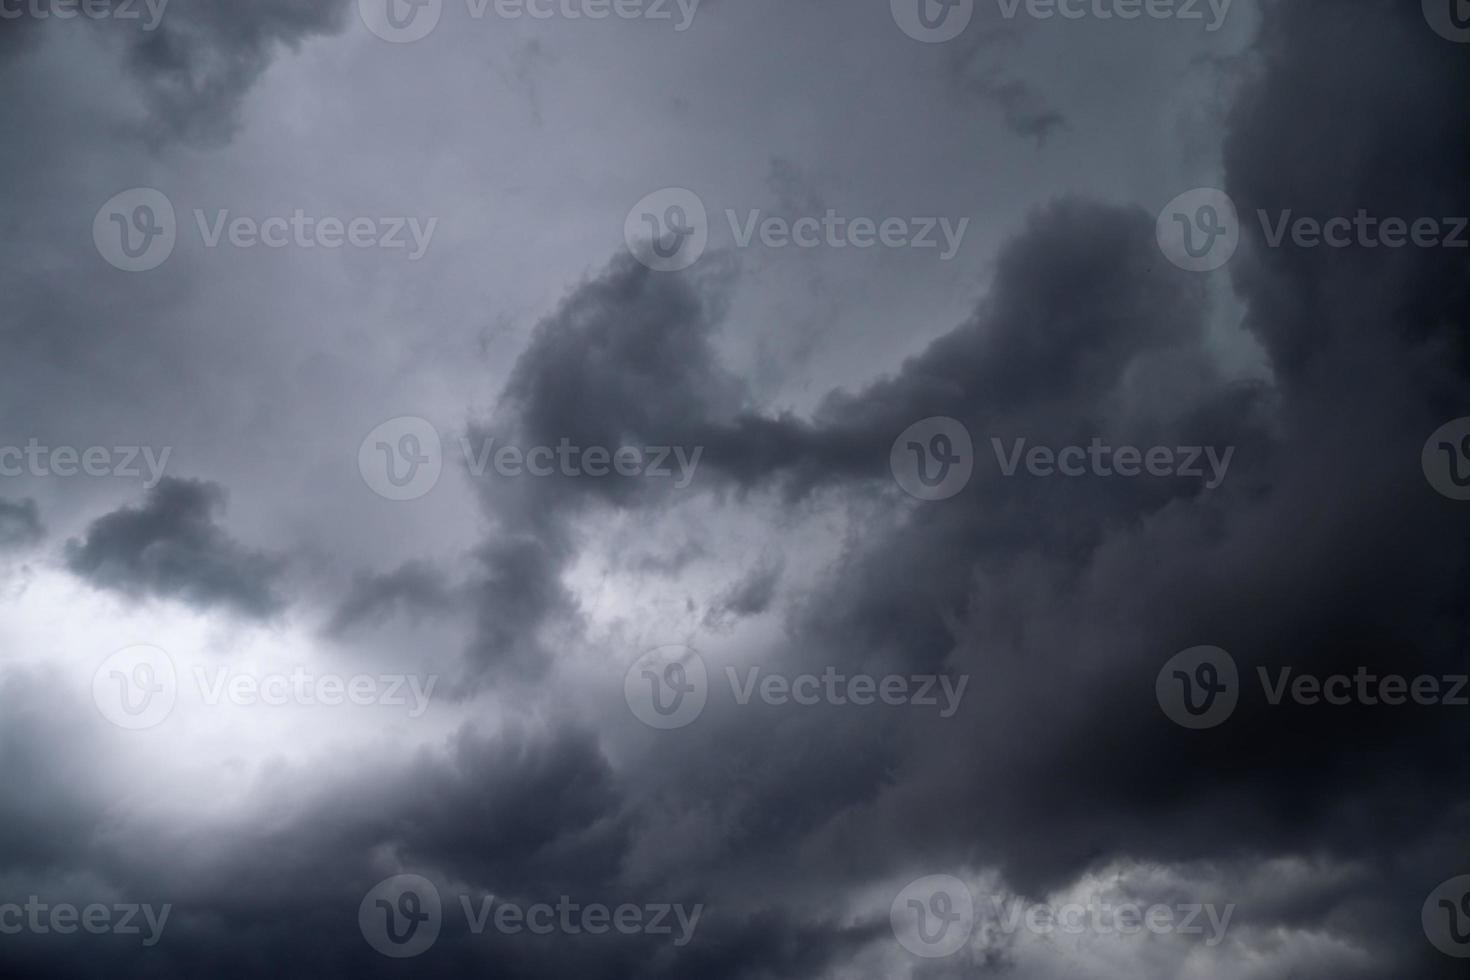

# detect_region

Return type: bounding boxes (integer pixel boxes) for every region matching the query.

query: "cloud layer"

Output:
[1,0,1467,977]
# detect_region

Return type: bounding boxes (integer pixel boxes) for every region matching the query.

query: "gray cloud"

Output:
[64,477,284,616]
[326,560,460,635]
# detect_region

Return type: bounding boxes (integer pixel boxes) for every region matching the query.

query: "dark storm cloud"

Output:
[432,3,1470,976]
[459,533,579,681]
[64,477,284,616]
[425,184,1278,973]
[738,0,1465,972]
[1224,0,1470,383]
[122,0,352,144]
[453,255,741,683]
[491,197,1237,504]
[547,196,1276,908]
[0,496,43,548]
[489,254,745,507]
[5,0,1469,977]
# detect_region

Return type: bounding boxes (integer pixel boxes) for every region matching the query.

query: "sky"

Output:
[2,0,1469,976]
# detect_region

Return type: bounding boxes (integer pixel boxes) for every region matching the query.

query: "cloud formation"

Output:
[2,0,1468,977]
[65,477,284,617]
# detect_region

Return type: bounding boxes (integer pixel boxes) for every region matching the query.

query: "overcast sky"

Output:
[2,0,1469,976]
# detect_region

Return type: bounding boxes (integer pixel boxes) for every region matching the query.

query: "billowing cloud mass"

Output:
[2,0,1468,978]
[65,477,284,616]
